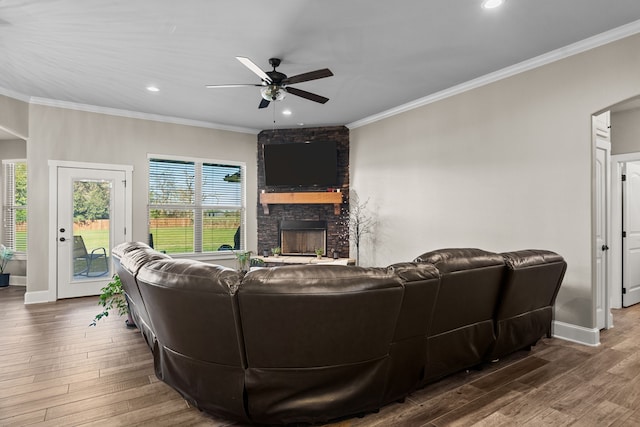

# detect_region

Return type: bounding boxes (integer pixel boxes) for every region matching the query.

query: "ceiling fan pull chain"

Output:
[272,102,276,130]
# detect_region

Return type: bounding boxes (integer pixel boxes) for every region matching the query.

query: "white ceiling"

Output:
[2,1,640,133]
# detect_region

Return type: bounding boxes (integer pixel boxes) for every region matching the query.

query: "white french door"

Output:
[56,166,129,299]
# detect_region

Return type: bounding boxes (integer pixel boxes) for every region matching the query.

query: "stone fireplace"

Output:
[280,220,327,255]
[257,126,350,258]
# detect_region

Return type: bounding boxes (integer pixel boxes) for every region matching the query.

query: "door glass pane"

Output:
[72,179,111,280]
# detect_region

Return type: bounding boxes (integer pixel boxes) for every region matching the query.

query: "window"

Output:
[148,156,245,254]
[3,160,27,252]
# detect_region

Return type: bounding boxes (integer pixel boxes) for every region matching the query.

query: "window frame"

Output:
[147,153,246,257]
[2,159,27,256]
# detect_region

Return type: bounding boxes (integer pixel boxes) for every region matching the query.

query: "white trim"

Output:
[147,152,246,169]
[348,19,640,129]
[30,97,260,135]
[24,290,54,304]
[48,164,58,303]
[0,86,31,103]
[47,159,133,172]
[552,320,600,347]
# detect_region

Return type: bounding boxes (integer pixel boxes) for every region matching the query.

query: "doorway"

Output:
[611,154,640,310]
[50,162,132,299]
[621,161,640,307]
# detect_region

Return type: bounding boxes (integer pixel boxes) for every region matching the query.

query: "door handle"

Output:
[59,237,66,242]
[602,244,609,251]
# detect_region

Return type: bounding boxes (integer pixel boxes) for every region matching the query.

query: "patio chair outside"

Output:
[73,235,109,277]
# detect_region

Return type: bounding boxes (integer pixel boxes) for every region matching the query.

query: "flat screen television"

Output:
[263,141,338,187]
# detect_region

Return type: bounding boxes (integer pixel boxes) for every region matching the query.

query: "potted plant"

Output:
[235,250,253,272]
[272,247,281,257]
[90,274,134,327]
[315,248,324,259]
[349,192,375,266]
[0,244,14,287]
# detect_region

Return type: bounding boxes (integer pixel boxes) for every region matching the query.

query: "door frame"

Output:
[610,152,640,310]
[48,160,133,302]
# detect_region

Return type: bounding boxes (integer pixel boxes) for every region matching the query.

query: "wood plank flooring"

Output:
[2,284,640,426]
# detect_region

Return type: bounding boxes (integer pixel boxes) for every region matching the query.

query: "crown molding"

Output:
[347,19,640,130]
[29,97,260,135]
[0,87,260,135]
[0,86,31,103]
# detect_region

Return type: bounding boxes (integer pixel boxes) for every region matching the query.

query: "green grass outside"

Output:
[75,226,238,255]
[150,226,238,253]
[76,229,111,252]
[15,231,27,252]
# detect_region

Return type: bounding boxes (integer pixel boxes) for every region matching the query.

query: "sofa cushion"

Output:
[238,264,404,424]
[414,248,504,273]
[137,258,245,363]
[489,249,567,359]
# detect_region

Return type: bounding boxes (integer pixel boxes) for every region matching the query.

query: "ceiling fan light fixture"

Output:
[261,84,286,102]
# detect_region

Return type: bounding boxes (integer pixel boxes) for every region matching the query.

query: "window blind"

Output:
[149,158,244,254]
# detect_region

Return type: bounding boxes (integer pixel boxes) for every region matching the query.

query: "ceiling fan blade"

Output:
[236,56,272,84]
[283,68,333,85]
[205,84,263,88]
[285,87,329,104]
[258,98,270,109]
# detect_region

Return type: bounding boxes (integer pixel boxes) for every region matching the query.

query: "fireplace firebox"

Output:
[280,220,327,256]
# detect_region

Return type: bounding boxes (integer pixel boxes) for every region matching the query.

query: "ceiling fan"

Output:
[206,57,333,109]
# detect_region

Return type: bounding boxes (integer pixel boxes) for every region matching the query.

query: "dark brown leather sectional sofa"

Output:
[112,243,566,425]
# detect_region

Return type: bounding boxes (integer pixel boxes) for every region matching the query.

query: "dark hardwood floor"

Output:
[1,285,640,426]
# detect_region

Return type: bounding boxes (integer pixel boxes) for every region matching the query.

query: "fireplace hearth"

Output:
[280,220,327,256]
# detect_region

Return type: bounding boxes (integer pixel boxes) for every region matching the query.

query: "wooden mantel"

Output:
[260,191,343,215]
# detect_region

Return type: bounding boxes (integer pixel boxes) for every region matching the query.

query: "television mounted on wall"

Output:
[263,141,338,187]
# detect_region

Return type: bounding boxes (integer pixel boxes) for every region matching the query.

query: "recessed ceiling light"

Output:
[146,86,160,92]
[482,0,504,9]
[282,109,292,116]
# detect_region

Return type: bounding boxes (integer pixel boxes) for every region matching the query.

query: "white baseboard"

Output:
[24,290,55,304]
[552,320,600,346]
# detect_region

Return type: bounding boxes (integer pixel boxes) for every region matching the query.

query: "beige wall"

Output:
[349,33,640,332]
[27,105,257,294]
[0,139,27,159]
[611,107,640,155]
[0,95,29,138]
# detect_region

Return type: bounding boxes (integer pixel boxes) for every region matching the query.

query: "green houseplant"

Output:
[315,248,324,258]
[234,250,253,272]
[0,244,14,287]
[271,247,281,257]
[90,274,131,327]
